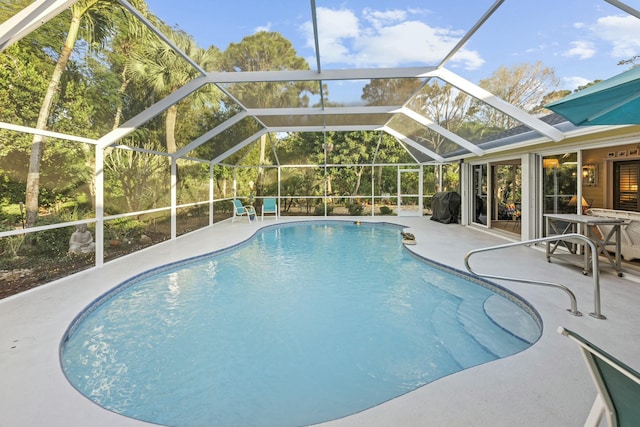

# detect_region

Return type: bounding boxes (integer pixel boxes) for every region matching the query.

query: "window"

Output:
[614,161,640,211]
[542,153,577,215]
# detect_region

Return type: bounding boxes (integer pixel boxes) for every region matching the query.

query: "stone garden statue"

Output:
[69,224,95,254]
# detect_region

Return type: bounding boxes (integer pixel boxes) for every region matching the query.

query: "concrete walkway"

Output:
[1,217,639,427]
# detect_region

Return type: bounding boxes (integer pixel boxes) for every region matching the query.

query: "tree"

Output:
[371,133,410,194]
[128,29,221,154]
[221,31,313,104]
[361,78,423,106]
[476,61,559,128]
[98,6,153,131]
[1,27,104,211]
[532,89,571,115]
[322,131,379,197]
[403,80,476,154]
[23,0,144,227]
[618,56,639,67]
[221,32,317,199]
[104,140,170,212]
[0,44,49,129]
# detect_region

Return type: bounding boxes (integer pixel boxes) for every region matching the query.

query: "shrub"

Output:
[379,205,393,215]
[105,217,147,242]
[0,203,25,228]
[314,204,333,216]
[29,216,71,257]
[2,235,25,258]
[347,202,364,216]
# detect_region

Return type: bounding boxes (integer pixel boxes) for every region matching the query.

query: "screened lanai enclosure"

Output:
[1,0,639,292]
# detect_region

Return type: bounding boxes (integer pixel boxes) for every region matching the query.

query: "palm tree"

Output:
[109,15,153,130]
[24,0,145,227]
[128,30,221,154]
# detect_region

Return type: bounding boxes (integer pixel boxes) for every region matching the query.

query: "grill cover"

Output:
[430,191,461,224]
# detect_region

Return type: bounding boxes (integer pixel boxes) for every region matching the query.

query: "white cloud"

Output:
[254,22,272,33]
[362,8,407,30]
[591,15,640,58]
[563,41,596,60]
[300,8,360,64]
[449,49,485,70]
[300,6,483,69]
[562,76,591,91]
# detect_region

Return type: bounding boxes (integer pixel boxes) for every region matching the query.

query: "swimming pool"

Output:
[61,221,541,427]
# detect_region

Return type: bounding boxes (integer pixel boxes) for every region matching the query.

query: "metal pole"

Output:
[464,233,605,319]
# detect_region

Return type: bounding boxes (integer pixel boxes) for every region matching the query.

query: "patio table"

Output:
[544,213,624,277]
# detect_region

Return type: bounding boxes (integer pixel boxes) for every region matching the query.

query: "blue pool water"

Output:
[61,221,541,427]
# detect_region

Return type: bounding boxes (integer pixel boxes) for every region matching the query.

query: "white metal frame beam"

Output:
[400,107,485,156]
[205,67,437,84]
[210,129,269,165]
[438,0,506,68]
[605,0,640,19]
[248,106,401,116]
[0,121,97,145]
[97,76,208,149]
[384,127,444,162]
[0,0,78,51]
[432,68,566,142]
[267,125,381,133]
[173,112,250,159]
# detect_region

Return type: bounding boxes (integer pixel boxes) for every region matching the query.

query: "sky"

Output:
[145,0,640,100]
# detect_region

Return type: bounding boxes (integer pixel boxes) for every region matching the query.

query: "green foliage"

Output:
[128,28,222,153]
[0,45,50,127]
[2,235,25,258]
[423,165,438,195]
[347,202,364,216]
[177,160,209,205]
[275,132,323,166]
[29,216,72,257]
[105,217,146,241]
[104,145,170,213]
[442,163,460,192]
[314,204,333,216]
[379,205,393,215]
[361,78,423,106]
[221,31,316,107]
[0,203,24,226]
[0,174,25,206]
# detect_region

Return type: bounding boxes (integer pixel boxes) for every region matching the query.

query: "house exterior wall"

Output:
[460,126,640,242]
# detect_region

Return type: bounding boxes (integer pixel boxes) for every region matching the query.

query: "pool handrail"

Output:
[464,233,605,319]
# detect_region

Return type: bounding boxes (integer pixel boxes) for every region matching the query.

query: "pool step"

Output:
[431,298,497,369]
[483,295,540,345]
[427,276,538,366]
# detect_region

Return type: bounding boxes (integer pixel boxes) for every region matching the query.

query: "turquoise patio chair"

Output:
[262,198,277,221]
[232,199,256,223]
[558,327,640,427]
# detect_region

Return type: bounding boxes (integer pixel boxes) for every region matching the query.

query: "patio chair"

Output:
[232,199,256,223]
[262,197,277,221]
[558,327,640,427]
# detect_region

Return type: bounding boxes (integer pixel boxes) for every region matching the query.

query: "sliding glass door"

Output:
[542,153,578,236]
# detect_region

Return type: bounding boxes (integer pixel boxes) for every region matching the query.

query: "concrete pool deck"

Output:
[1,217,639,427]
